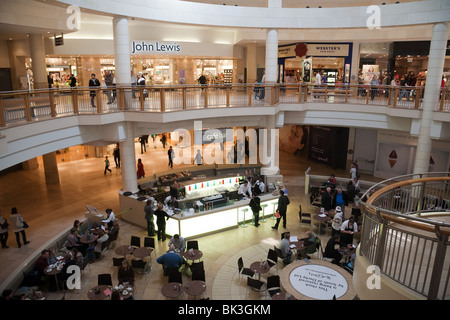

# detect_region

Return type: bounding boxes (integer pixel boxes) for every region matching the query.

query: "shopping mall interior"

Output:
[0,0,449,308]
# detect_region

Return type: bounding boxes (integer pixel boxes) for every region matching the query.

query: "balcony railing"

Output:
[359,172,450,300]
[0,83,449,127]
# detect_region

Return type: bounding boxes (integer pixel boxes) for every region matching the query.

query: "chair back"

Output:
[191,269,205,282]
[190,261,204,271]
[82,255,90,271]
[144,237,155,248]
[186,240,198,250]
[247,277,265,291]
[267,275,280,289]
[109,230,119,242]
[130,236,141,247]
[168,271,183,284]
[131,259,147,270]
[113,257,124,267]
[98,273,113,286]
[164,266,179,277]
[273,246,284,259]
[238,257,244,272]
[267,249,278,265]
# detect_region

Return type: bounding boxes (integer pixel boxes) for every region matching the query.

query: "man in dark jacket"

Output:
[249,196,262,227]
[89,73,100,107]
[321,187,334,211]
[272,190,290,230]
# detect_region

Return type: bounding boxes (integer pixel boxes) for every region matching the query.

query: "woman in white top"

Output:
[10,207,29,248]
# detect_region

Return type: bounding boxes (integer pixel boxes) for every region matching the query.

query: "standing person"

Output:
[144,200,155,237]
[89,73,100,108]
[370,75,379,100]
[333,188,348,213]
[104,155,112,175]
[131,70,137,99]
[350,163,358,180]
[0,209,9,249]
[160,134,167,149]
[340,216,358,247]
[314,70,321,98]
[321,187,334,211]
[69,74,77,88]
[154,203,170,241]
[113,144,121,168]
[139,135,146,154]
[249,195,262,227]
[331,206,344,237]
[104,70,114,104]
[198,74,207,91]
[272,190,290,230]
[168,145,175,169]
[137,73,146,100]
[10,207,29,248]
[194,149,202,165]
[259,71,266,100]
[137,158,145,179]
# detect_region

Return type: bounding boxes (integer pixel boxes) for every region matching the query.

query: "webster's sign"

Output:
[131,40,181,54]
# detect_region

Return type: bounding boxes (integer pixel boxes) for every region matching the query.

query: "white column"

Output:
[29,34,47,89]
[113,16,132,108]
[413,22,448,175]
[265,29,278,84]
[120,122,138,193]
[350,41,360,84]
[246,43,257,84]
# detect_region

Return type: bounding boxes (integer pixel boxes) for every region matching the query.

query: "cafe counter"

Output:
[119,191,279,239]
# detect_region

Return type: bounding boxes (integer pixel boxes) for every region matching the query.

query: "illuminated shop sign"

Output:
[131,40,181,54]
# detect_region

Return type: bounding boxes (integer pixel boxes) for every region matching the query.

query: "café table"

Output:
[271,291,297,300]
[114,283,134,300]
[289,239,307,259]
[87,285,112,300]
[182,249,203,262]
[313,213,331,235]
[133,247,152,259]
[184,280,206,300]
[115,245,135,257]
[43,261,65,291]
[79,234,99,244]
[280,260,356,300]
[161,282,184,299]
[250,261,271,280]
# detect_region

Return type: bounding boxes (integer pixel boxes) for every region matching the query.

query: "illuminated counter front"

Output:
[119,192,279,239]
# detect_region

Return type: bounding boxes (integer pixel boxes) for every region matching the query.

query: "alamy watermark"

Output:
[66,5,81,30]
[366,5,381,30]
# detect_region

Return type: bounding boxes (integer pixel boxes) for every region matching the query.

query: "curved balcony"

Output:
[357,172,450,300]
[1,84,449,127]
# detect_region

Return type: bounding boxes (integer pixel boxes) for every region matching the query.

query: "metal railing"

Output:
[0,83,449,127]
[359,172,450,300]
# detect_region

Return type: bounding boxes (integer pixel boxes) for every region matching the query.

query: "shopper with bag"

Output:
[10,207,30,248]
[272,190,290,230]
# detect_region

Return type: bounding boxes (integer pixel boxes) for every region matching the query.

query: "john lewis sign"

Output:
[131,40,181,54]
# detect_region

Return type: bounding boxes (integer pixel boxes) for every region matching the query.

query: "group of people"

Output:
[144,200,173,241]
[0,207,30,249]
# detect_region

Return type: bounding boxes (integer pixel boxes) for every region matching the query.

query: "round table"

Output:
[289,240,307,259]
[313,214,331,235]
[114,284,134,300]
[87,285,112,300]
[79,234,98,244]
[115,245,135,256]
[184,280,206,299]
[183,249,203,262]
[43,262,65,291]
[271,292,297,300]
[133,247,152,259]
[250,261,270,280]
[280,260,356,300]
[161,282,183,298]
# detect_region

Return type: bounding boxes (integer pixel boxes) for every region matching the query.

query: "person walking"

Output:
[137,158,145,179]
[10,207,29,248]
[104,156,112,175]
[168,146,175,169]
[160,134,167,149]
[113,144,121,168]
[89,73,100,108]
[139,135,146,154]
[272,190,290,230]
[0,209,9,249]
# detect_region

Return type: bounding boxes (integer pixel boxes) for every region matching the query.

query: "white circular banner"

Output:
[289,264,348,300]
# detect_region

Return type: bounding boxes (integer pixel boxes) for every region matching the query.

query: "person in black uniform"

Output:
[89,73,100,108]
[249,195,262,227]
[154,203,170,241]
[272,190,290,230]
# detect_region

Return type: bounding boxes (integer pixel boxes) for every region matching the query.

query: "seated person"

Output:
[239,180,252,198]
[66,228,82,251]
[58,253,76,283]
[118,260,135,285]
[333,188,348,212]
[102,208,115,229]
[71,248,84,269]
[327,173,337,186]
[47,248,58,265]
[109,219,120,238]
[34,250,50,273]
[156,248,184,273]
[324,234,343,265]
[168,234,185,252]
[278,231,292,265]
[300,231,318,258]
[94,228,109,255]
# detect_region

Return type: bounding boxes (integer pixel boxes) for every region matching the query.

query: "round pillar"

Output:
[29,34,48,89]
[120,122,138,193]
[265,29,278,84]
[413,22,448,174]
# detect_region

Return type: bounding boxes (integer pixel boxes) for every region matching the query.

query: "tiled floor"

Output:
[0,140,372,300]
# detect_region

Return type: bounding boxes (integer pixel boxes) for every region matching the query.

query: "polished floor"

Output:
[0,138,372,300]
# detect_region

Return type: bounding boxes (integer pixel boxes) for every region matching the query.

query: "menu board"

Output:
[289,264,348,300]
[308,126,332,166]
